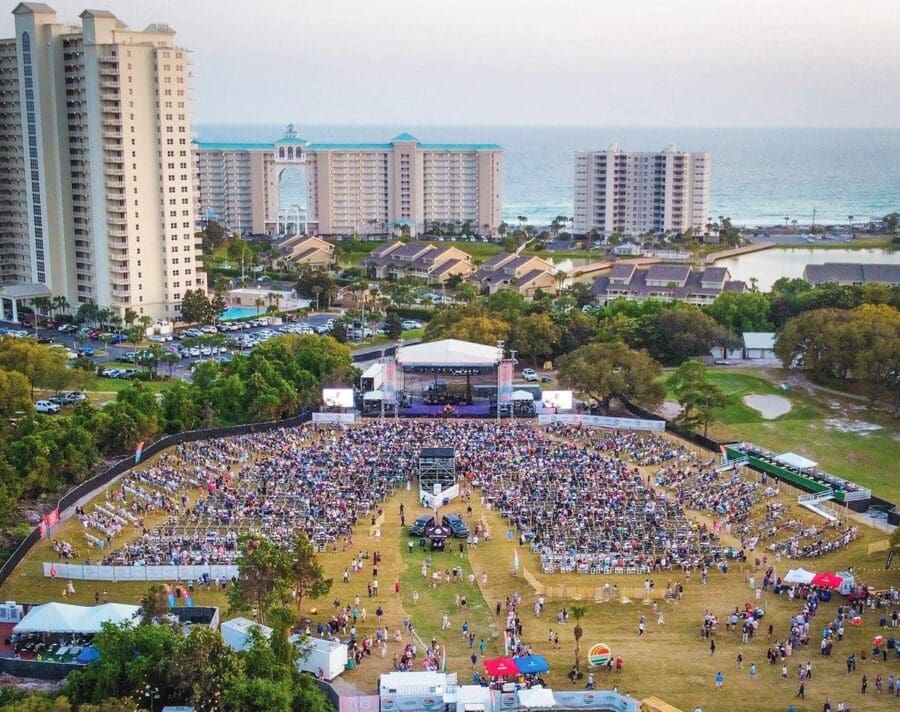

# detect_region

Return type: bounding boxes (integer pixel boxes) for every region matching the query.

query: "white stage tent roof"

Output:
[511,390,534,401]
[396,339,502,369]
[776,452,818,471]
[363,390,384,401]
[14,602,140,634]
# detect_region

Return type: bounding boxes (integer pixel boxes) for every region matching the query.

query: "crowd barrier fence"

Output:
[43,562,240,582]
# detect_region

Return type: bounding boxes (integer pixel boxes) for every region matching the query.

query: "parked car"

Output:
[409,515,434,537]
[64,391,87,403]
[76,347,94,357]
[35,400,61,414]
[442,514,470,538]
[57,324,78,333]
[108,333,127,344]
[522,368,538,382]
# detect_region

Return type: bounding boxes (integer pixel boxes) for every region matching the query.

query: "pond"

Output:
[713,248,899,291]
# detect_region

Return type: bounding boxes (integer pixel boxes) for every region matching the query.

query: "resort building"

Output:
[274,234,335,269]
[194,141,278,236]
[193,128,503,239]
[362,241,475,283]
[591,264,745,306]
[468,252,558,298]
[574,144,711,237]
[802,262,900,286]
[0,3,204,320]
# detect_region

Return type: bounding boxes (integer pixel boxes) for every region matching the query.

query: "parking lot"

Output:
[0,312,424,408]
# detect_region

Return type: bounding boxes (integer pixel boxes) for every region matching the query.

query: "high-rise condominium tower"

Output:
[0,3,203,321]
[574,144,710,238]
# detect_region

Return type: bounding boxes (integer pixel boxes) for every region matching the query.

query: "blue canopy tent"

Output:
[75,646,100,664]
[514,654,550,674]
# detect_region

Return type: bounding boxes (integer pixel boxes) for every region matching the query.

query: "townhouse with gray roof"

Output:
[592,263,745,305]
[467,252,558,298]
[362,241,474,283]
[802,263,900,286]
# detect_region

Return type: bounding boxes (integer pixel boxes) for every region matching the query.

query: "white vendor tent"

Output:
[396,339,502,369]
[221,617,272,652]
[511,390,534,401]
[775,452,818,471]
[517,686,557,708]
[450,685,494,711]
[291,635,347,681]
[783,568,816,585]
[362,390,384,401]
[14,602,140,634]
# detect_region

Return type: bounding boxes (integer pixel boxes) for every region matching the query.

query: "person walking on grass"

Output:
[715,672,724,690]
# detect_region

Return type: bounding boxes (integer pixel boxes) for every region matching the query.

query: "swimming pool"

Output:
[220,306,259,321]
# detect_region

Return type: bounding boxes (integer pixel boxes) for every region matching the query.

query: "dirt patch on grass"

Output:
[742,393,792,419]
[657,401,683,420]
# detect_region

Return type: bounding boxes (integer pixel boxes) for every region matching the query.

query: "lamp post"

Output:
[144,683,160,712]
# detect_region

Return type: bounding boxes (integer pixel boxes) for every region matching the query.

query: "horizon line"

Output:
[193,122,900,130]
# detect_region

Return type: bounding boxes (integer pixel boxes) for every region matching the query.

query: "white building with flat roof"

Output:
[0,3,204,320]
[574,144,710,238]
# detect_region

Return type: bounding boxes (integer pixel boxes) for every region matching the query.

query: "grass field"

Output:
[1,426,897,710]
[688,369,900,502]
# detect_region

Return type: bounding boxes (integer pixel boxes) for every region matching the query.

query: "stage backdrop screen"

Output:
[542,390,573,410]
[322,388,354,408]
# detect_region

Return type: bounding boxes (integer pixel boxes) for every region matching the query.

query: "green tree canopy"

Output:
[666,359,727,436]
[557,341,664,414]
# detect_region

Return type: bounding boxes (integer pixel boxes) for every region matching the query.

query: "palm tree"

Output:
[783,216,790,228]
[311,285,323,312]
[124,307,139,326]
[254,298,265,316]
[571,605,587,671]
[52,295,70,318]
[30,296,51,329]
[554,270,567,295]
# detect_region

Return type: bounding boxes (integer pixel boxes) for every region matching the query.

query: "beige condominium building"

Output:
[194,128,503,239]
[574,144,710,238]
[0,3,203,321]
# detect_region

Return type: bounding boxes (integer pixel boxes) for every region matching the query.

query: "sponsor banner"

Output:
[312,412,356,424]
[498,361,514,403]
[38,508,60,538]
[381,697,443,711]
[587,642,612,667]
[339,696,379,712]
[383,359,398,403]
[553,690,638,710]
[537,414,665,431]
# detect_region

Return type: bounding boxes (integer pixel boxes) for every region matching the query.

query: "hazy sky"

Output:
[4,0,899,126]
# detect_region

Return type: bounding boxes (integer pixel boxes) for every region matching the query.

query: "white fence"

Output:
[44,562,239,582]
[537,413,665,431]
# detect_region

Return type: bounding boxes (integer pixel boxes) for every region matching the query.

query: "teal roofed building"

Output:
[194,125,503,240]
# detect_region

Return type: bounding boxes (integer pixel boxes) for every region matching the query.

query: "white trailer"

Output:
[220,617,272,652]
[291,635,348,681]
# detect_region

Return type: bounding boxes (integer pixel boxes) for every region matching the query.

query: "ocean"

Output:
[196,124,900,228]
